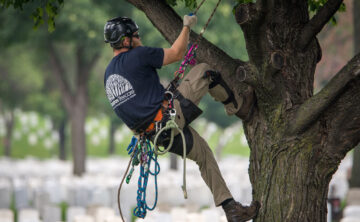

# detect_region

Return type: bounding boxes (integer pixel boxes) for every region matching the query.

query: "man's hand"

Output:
[183,14,197,29]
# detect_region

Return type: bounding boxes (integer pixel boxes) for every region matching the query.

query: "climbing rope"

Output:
[133,139,160,218]
[153,109,188,198]
[118,136,161,221]
[173,0,222,83]
[117,146,135,222]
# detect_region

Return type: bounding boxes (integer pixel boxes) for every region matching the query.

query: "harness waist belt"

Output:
[132,100,169,134]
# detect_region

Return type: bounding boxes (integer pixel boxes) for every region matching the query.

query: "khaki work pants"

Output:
[171,63,233,206]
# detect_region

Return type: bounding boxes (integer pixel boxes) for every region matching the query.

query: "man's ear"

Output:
[122,37,131,47]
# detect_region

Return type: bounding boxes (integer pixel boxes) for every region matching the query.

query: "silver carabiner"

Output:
[169,109,176,119]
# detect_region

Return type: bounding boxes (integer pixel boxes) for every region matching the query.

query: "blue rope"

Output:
[133,139,161,219]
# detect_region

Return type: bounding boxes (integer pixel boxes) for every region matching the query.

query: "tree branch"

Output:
[288,53,360,135]
[324,76,360,156]
[298,0,344,50]
[48,42,74,111]
[126,0,253,89]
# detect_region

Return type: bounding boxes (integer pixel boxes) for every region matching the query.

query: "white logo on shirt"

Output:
[105,74,136,109]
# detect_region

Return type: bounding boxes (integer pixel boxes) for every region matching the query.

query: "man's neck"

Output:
[113,48,129,57]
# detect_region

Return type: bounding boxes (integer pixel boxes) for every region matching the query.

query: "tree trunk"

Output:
[3,110,14,157]
[350,0,360,188]
[70,100,87,176]
[58,117,67,161]
[48,43,99,176]
[127,1,360,221]
[109,120,116,155]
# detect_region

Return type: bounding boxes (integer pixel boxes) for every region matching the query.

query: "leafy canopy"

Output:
[0,0,64,31]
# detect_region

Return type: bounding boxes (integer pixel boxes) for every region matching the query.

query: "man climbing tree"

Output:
[122,0,360,221]
[103,15,260,221]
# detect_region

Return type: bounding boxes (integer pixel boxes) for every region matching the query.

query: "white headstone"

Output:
[18,209,40,222]
[343,205,360,218]
[94,207,116,222]
[34,190,50,216]
[14,186,29,209]
[67,186,91,207]
[340,217,360,222]
[201,208,221,222]
[104,216,123,222]
[187,212,204,222]
[73,215,95,222]
[66,207,86,222]
[170,207,187,222]
[89,187,111,207]
[0,179,11,209]
[42,205,61,222]
[220,215,227,222]
[0,209,14,222]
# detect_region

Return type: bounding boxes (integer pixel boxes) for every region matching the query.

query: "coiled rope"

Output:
[153,112,188,199]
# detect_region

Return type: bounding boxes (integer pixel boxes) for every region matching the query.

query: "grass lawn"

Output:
[0,111,250,159]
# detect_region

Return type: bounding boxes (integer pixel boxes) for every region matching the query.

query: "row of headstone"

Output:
[0,206,124,222]
[134,207,228,222]
[0,178,11,209]
[67,206,123,222]
[341,205,360,222]
[0,209,13,222]
[1,174,254,215]
[0,155,254,179]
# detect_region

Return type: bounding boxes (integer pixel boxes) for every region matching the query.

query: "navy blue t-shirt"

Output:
[104,46,165,129]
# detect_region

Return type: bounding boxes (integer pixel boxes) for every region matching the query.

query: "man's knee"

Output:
[186,63,212,80]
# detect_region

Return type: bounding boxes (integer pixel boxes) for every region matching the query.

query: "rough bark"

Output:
[127,0,360,221]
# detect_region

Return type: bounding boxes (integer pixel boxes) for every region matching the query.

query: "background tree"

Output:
[0,46,44,157]
[125,0,360,221]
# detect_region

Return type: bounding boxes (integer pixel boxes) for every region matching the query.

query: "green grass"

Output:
[0,111,250,159]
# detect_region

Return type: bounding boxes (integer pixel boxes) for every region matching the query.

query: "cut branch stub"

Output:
[236,66,247,82]
[271,51,285,70]
[235,3,257,25]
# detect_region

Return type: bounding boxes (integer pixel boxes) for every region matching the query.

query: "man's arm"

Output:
[163,15,197,66]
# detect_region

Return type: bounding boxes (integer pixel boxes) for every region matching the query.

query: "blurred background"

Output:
[0,0,358,221]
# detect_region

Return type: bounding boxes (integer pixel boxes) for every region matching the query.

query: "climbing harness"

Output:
[117,0,222,221]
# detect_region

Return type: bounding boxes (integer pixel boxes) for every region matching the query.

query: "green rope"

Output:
[153,116,188,199]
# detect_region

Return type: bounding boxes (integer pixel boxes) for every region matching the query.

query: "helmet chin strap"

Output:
[128,37,133,49]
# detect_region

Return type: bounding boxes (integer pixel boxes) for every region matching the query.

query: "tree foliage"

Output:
[0,0,64,31]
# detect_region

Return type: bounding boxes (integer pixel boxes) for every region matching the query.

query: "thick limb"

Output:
[289,53,360,135]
